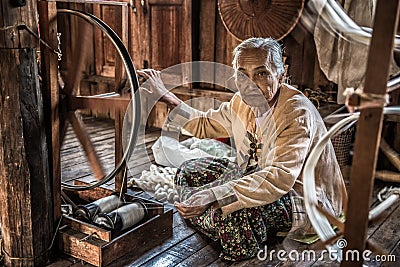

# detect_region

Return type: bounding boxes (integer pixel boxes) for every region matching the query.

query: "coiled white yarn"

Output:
[129,164,179,203]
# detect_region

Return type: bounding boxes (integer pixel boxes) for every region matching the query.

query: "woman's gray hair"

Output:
[232,37,285,76]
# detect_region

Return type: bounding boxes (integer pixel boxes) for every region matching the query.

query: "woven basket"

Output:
[218,0,305,41]
[330,125,355,168]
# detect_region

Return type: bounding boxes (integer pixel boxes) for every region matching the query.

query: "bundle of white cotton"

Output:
[128,164,179,203]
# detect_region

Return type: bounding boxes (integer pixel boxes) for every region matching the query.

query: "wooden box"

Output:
[59,187,173,266]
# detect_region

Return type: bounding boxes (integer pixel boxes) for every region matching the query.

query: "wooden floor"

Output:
[49,116,400,267]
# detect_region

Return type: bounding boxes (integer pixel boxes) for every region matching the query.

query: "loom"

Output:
[302,106,400,260]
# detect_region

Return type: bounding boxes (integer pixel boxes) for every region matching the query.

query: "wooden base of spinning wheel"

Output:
[59,183,173,267]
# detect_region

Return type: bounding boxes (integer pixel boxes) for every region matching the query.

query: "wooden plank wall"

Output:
[197,0,330,91]
[57,0,332,128]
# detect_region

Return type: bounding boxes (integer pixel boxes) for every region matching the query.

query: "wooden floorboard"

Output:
[383,241,400,266]
[173,241,222,267]
[54,116,400,267]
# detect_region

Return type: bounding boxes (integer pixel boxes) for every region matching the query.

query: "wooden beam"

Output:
[0,1,54,266]
[114,5,128,88]
[198,0,216,89]
[38,0,62,225]
[342,0,400,266]
[182,0,192,86]
[93,4,105,76]
[63,20,91,96]
[0,49,54,267]
[69,94,130,112]
[114,5,129,192]
[0,1,37,48]
[68,111,105,180]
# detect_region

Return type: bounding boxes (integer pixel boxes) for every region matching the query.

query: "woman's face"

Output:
[235,48,281,107]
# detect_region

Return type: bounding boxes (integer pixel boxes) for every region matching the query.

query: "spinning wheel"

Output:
[55,9,141,191]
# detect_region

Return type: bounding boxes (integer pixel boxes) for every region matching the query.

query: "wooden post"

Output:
[38,0,62,225]
[0,1,54,266]
[198,0,216,89]
[341,0,400,266]
[114,5,129,192]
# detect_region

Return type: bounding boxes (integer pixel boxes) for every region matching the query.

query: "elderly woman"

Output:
[138,37,346,261]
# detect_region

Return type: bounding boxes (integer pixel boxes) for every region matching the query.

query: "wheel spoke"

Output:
[63,20,91,96]
[67,111,105,180]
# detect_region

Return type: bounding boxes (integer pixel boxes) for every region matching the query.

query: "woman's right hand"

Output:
[137,69,182,107]
[137,69,168,101]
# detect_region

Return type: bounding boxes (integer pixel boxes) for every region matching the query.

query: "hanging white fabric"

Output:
[311,0,400,104]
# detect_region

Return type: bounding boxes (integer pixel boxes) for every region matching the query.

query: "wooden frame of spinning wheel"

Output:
[38,3,173,266]
[39,0,132,216]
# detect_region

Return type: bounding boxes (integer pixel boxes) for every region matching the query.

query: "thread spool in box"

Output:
[93,200,147,233]
[74,192,125,222]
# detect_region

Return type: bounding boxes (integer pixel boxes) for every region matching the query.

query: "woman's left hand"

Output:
[174,189,217,218]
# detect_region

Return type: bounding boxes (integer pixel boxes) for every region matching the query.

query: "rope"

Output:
[0,25,18,31]
[343,87,389,113]
[78,231,101,242]
[0,217,62,262]
[0,24,61,59]
[340,71,400,113]
[370,187,400,220]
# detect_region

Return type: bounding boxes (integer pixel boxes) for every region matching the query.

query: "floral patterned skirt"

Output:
[174,157,293,261]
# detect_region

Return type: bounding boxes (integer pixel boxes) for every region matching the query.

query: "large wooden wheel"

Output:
[56,9,141,191]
